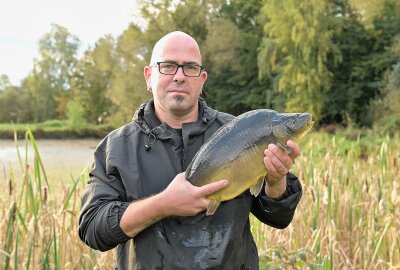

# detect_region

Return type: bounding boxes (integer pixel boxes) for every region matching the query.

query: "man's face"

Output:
[144,34,207,118]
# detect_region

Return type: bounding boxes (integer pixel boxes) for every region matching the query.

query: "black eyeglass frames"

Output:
[153,62,204,77]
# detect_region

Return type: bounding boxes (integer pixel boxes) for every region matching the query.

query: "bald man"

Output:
[79,31,303,270]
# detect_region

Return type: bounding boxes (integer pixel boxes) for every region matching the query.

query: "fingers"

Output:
[287,140,301,160]
[264,144,293,171]
[197,180,229,197]
[264,158,287,178]
[164,175,228,216]
[263,141,302,181]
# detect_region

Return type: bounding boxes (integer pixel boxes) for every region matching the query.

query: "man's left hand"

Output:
[263,140,301,197]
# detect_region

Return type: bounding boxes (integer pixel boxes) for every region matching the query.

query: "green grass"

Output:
[0,120,112,131]
[1,129,399,269]
[0,120,112,139]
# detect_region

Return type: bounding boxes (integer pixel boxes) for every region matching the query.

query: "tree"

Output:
[66,100,87,130]
[0,75,11,91]
[70,37,115,124]
[258,0,341,119]
[203,0,273,115]
[106,25,151,126]
[368,35,400,133]
[28,24,80,121]
[322,0,400,125]
[0,85,32,123]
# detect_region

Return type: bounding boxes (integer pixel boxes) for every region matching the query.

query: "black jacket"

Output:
[78,99,302,270]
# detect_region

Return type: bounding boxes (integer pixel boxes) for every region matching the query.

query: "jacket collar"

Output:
[132,98,218,139]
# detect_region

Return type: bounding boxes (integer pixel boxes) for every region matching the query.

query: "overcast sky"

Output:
[0,0,139,85]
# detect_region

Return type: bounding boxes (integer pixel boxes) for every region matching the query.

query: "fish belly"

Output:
[199,145,267,201]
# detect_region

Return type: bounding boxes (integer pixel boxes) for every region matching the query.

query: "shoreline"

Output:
[0,128,111,140]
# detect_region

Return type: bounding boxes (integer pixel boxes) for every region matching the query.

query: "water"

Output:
[0,139,101,181]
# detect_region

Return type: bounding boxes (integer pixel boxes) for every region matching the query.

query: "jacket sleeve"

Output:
[78,139,131,251]
[251,172,302,229]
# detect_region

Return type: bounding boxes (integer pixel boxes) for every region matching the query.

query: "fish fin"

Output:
[206,200,221,216]
[277,142,292,155]
[250,177,265,197]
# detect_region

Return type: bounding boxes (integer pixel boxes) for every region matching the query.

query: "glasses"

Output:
[153,62,204,77]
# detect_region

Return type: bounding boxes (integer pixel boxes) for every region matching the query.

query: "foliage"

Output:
[204,0,271,115]
[323,0,400,125]
[0,86,32,123]
[66,100,87,131]
[106,25,151,126]
[369,62,400,135]
[16,24,80,123]
[258,0,341,120]
[0,74,11,91]
[70,37,114,124]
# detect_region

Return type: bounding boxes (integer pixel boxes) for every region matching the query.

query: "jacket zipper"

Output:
[180,137,185,171]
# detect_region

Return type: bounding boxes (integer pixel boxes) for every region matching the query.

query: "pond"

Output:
[0,138,101,182]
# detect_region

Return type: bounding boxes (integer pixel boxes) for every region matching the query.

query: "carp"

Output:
[185,109,313,215]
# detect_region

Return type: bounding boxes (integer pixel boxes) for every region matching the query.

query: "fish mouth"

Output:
[291,119,314,140]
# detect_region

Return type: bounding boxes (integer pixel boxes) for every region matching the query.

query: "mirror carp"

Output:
[185,109,314,215]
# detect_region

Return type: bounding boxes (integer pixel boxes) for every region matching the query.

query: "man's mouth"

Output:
[168,88,188,94]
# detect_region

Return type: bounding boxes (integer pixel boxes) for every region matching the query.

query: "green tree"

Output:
[106,25,151,126]
[203,0,272,115]
[323,0,400,125]
[0,75,11,91]
[368,36,400,133]
[258,0,341,119]
[70,37,114,124]
[0,85,32,123]
[28,24,80,121]
[66,100,87,130]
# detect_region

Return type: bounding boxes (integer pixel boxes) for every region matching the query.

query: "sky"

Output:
[0,0,139,85]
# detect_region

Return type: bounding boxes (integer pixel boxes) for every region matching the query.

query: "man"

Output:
[79,31,303,270]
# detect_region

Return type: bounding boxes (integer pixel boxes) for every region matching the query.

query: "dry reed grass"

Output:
[1,130,399,269]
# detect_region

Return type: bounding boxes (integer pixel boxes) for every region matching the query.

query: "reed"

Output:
[1,129,399,269]
[254,131,400,269]
[0,130,113,269]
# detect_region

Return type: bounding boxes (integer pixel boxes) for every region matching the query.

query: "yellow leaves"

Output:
[347,0,386,29]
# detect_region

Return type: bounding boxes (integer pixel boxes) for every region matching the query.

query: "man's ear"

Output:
[201,70,207,82]
[144,66,152,90]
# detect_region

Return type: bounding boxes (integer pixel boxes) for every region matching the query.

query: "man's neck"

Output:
[155,107,199,129]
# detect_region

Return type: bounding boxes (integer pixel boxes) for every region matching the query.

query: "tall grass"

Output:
[1,129,399,269]
[253,131,400,269]
[0,131,113,269]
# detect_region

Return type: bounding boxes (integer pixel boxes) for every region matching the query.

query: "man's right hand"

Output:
[159,173,229,216]
[120,173,228,237]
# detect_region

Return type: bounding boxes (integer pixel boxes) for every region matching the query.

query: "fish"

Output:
[185,109,314,215]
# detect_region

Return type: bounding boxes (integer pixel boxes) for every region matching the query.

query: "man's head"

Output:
[144,31,207,119]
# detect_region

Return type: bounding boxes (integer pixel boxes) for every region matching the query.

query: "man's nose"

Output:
[173,66,186,82]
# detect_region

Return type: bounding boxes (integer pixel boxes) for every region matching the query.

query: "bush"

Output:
[66,101,87,131]
[369,62,400,135]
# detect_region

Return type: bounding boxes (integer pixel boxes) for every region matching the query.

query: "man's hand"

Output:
[160,173,229,216]
[120,173,228,237]
[263,140,301,198]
